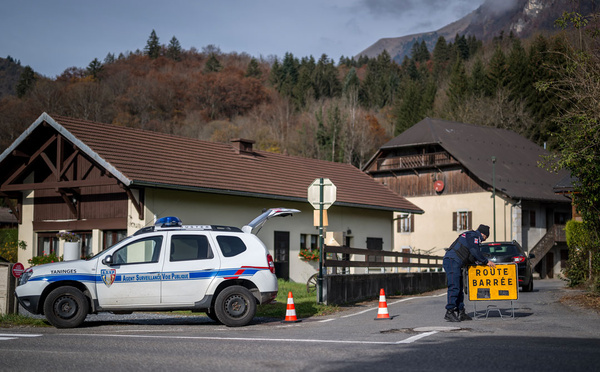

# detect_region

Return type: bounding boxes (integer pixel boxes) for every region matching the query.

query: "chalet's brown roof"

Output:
[366,117,569,203]
[0,113,421,213]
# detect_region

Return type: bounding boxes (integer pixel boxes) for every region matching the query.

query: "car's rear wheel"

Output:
[214,285,256,327]
[43,286,88,328]
[523,278,534,292]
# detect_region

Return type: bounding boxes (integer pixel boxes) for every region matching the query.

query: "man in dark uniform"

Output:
[443,224,496,322]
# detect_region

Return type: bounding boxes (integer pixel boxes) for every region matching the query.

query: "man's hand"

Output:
[487,261,496,268]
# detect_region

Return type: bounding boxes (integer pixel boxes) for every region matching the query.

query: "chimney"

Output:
[230,138,255,155]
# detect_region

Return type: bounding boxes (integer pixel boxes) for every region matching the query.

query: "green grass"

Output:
[0,313,49,327]
[256,279,338,319]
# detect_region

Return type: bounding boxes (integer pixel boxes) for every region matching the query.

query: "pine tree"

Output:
[204,53,223,73]
[447,57,469,109]
[294,56,315,107]
[433,36,450,76]
[313,54,341,100]
[86,58,103,80]
[104,53,115,64]
[486,46,508,95]
[145,30,161,59]
[166,36,182,61]
[16,66,36,98]
[245,58,262,78]
[507,38,530,102]
[470,57,487,96]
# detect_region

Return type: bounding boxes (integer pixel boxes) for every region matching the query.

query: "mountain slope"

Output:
[356,0,586,62]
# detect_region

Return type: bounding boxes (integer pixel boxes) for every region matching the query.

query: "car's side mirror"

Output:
[102,255,113,265]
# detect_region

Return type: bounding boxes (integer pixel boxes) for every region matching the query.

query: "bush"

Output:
[0,228,26,262]
[28,253,63,267]
[565,220,600,290]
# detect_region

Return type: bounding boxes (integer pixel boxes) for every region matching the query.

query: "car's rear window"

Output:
[216,235,247,257]
[481,244,519,256]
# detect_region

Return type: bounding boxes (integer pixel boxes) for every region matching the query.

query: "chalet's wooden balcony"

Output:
[376,151,459,171]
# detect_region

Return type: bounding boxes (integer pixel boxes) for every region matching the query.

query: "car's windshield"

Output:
[481,244,520,256]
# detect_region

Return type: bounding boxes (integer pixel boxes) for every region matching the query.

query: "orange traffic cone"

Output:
[375,288,391,320]
[283,291,302,323]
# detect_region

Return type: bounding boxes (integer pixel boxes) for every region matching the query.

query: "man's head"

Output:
[477,224,490,241]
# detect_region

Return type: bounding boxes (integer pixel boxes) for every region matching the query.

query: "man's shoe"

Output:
[458,309,472,321]
[444,309,460,322]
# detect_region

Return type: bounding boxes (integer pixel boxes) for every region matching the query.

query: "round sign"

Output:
[12,262,25,278]
[434,180,445,193]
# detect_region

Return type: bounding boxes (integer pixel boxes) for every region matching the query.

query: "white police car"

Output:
[16,208,299,328]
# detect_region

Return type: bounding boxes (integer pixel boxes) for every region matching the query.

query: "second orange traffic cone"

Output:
[283,291,302,323]
[375,288,391,320]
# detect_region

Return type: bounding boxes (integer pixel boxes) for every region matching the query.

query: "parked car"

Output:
[480,241,535,292]
[15,208,299,328]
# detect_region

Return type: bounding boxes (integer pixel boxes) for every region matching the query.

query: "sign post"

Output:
[307,178,336,304]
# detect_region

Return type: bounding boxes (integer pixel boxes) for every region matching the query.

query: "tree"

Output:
[506,38,530,102]
[245,58,262,78]
[485,46,508,95]
[16,66,36,98]
[145,30,161,59]
[542,11,600,289]
[86,58,103,81]
[446,57,468,109]
[166,36,182,61]
[204,54,223,73]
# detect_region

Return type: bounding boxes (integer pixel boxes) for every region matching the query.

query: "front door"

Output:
[96,235,163,307]
[274,231,289,280]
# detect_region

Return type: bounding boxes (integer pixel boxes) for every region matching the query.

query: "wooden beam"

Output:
[2,134,57,188]
[1,177,117,192]
[121,184,144,220]
[33,217,127,231]
[59,191,78,216]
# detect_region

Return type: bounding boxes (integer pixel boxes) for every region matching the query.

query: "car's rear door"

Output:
[160,232,221,304]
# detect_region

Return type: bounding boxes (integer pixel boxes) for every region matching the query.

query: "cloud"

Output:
[361,0,486,19]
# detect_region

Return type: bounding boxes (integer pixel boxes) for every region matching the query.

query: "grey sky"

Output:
[0,0,486,78]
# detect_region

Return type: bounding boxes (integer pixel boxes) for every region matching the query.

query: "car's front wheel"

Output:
[43,286,88,328]
[214,285,256,327]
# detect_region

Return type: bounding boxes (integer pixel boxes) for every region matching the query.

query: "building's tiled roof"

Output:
[371,117,570,203]
[24,113,421,213]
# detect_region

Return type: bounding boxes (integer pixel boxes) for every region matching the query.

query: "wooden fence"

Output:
[323,245,444,271]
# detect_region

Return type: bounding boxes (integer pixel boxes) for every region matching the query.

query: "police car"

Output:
[16,208,299,328]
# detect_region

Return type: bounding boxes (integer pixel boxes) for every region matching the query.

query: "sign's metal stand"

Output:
[473,300,515,319]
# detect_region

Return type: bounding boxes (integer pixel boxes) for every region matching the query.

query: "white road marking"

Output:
[396,331,438,344]
[340,292,445,319]
[68,332,438,345]
[0,333,42,341]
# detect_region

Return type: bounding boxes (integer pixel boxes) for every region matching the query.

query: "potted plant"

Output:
[57,231,81,261]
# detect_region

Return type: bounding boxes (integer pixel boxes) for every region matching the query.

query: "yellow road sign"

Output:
[467,263,518,301]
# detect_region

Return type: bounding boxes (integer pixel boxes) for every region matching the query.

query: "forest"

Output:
[0,28,576,169]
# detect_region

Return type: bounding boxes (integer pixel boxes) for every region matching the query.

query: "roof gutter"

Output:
[131,180,423,214]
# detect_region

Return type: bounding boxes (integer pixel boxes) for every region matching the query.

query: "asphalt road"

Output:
[1,279,599,371]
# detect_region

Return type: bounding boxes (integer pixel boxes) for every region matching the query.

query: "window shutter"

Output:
[452,212,457,231]
[410,214,415,232]
[468,211,472,230]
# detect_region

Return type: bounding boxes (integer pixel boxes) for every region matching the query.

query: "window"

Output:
[77,231,93,258]
[453,211,472,231]
[113,236,162,265]
[37,233,58,256]
[366,237,383,263]
[397,214,414,233]
[300,234,319,250]
[104,230,127,250]
[522,210,536,227]
[170,235,214,262]
[216,236,247,257]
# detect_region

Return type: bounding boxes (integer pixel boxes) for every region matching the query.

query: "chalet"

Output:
[363,118,571,279]
[0,113,422,283]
